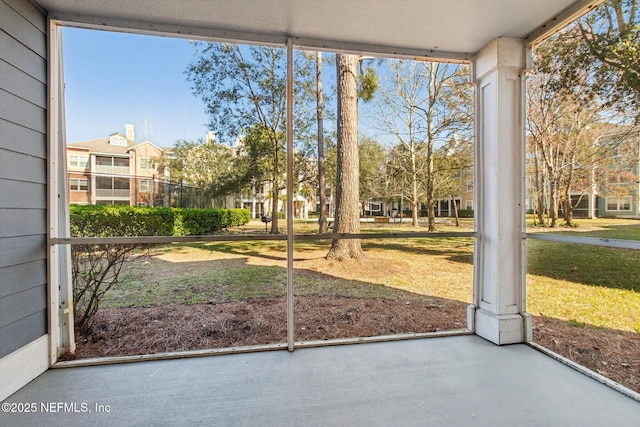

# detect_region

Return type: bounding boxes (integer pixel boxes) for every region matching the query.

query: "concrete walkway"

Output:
[2,335,639,426]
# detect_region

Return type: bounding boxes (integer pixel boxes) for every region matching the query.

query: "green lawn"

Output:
[526,219,640,332]
[103,218,640,333]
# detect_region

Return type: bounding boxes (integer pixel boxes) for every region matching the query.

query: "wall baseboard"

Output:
[0,335,49,402]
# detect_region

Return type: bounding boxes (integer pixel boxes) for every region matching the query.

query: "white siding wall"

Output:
[0,0,48,360]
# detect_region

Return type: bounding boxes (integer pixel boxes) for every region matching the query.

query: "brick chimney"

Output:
[125,124,135,142]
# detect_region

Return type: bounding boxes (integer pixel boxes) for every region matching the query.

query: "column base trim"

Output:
[475,308,524,345]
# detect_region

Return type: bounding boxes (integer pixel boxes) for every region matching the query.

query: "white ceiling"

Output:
[37,0,603,60]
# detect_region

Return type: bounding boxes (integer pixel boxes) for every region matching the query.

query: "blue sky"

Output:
[61,27,430,149]
[62,27,211,148]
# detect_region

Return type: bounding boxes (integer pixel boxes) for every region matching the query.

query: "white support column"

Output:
[48,19,75,362]
[285,38,295,351]
[470,38,527,345]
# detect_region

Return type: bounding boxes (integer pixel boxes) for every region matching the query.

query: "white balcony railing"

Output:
[95,189,130,198]
[95,165,130,175]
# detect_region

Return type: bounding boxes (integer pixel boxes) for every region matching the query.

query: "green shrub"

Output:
[69,204,250,336]
[70,204,174,237]
[70,205,250,237]
[458,209,474,218]
[177,208,251,235]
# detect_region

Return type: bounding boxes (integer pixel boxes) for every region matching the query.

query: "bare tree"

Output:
[375,60,471,230]
[359,136,388,214]
[433,136,474,227]
[72,243,149,336]
[527,34,636,227]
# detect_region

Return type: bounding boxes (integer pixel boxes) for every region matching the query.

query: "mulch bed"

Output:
[532,315,640,394]
[69,296,467,357]
[65,297,639,394]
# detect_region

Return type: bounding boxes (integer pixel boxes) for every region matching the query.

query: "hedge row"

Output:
[457,209,474,218]
[175,208,251,236]
[70,205,250,237]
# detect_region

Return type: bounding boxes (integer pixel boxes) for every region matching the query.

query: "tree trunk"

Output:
[589,163,598,219]
[425,67,437,232]
[536,194,545,225]
[549,179,559,228]
[317,52,328,234]
[411,148,419,227]
[426,147,437,231]
[533,145,546,225]
[563,189,575,227]
[452,194,460,227]
[327,54,365,261]
[563,151,577,227]
[270,176,279,234]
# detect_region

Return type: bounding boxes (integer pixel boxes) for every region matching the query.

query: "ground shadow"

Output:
[182,237,474,266]
[361,240,474,265]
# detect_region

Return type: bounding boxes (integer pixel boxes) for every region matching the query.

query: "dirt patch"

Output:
[65,298,639,395]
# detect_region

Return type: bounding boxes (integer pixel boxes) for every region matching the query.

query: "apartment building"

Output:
[596,130,640,218]
[66,124,169,206]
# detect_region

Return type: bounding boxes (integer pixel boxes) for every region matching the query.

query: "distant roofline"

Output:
[129,140,164,152]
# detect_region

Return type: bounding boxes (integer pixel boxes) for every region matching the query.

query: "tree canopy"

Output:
[186,42,315,233]
[540,0,639,122]
[160,138,238,207]
[527,0,640,226]
[359,136,388,211]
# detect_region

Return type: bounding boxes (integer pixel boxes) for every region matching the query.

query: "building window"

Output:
[465,201,473,210]
[114,177,129,190]
[466,180,474,192]
[69,178,88,191]
[96,177,130,198]
[606,196,632,211]
[114,157,129,168]
[95,157,110,167]
[95,156,130,176]
[139,157,155,170]
[139,179,151,192]
[69,154,88,168]
[606,170,632,185]
[109,135,127,146]
[366,202,382,213]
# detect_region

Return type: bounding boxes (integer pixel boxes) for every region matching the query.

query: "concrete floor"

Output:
[2,335,639,426]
